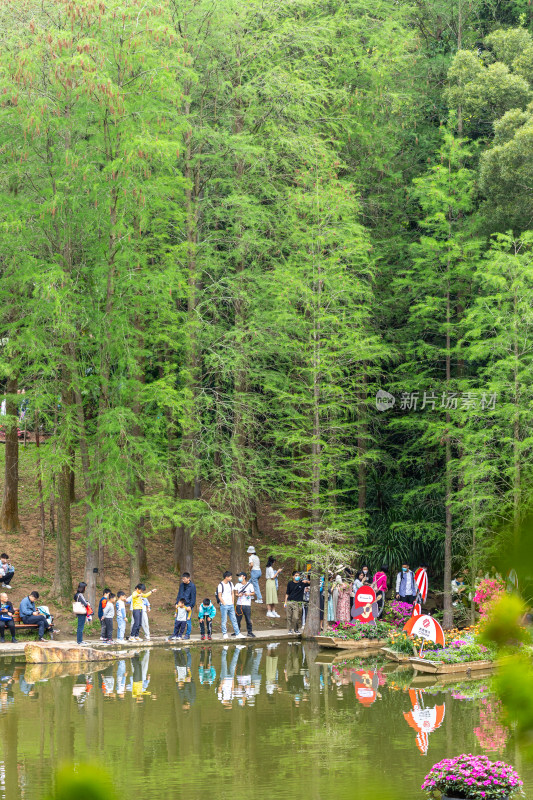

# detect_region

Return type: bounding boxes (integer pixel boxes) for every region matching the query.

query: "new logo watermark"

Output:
[375,390,497,412]
[375,389,396,412]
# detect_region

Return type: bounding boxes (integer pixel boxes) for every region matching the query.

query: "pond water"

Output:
[0,642,530,800]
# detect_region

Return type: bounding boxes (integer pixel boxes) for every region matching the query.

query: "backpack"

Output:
[216,581,233,604]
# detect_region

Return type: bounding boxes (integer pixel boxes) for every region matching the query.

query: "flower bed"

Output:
[328,619,391,641]
[422,754,523,799]
[420,637,495,664]
[386,626,496,665]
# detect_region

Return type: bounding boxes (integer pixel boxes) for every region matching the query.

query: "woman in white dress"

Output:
[265,556,282,618]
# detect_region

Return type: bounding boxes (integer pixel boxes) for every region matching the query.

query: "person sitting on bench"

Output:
[0,593,16,643]
[19,591,51,641]
[0,554,14,589]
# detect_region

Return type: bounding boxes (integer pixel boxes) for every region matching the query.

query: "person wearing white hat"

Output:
[247,546,263,603]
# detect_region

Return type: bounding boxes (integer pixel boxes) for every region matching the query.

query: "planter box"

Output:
[315,635,388,651]
[381,646,413,664]
[409,657,496,675]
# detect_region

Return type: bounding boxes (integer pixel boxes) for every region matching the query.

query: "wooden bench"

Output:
[11,610,54,639]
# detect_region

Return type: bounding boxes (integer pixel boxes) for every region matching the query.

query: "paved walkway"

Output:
[0,628,301,658]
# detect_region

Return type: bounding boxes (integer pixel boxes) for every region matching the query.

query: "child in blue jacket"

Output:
[198,598,216,640]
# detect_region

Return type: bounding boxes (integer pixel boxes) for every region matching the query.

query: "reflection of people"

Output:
[101,666,115,698]
[396,564,416,603]
[19,673,36,697]
[265,646,279,694]
[199,648,216,686]
[218,646,241,707]
[141,650,151,691]
[0,658,15,710]
[236,646,262,706]
[73,674,92,705]
[284,643,305,705]
[131,655,150,701]
[116,659,127,697]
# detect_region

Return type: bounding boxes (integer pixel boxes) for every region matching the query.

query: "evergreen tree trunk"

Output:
[35,411,46,578]
[358,373,367,513]
[50,404,57,537]
[69,447,76,503]
[69,354,98,608]
[173,102,198,574]
[131,341,148,582]
[53,461,72,602]
[513,290,520,547]
[0,376,20,532]
[230,92,252,573]
[443,275,453,630]
[306,271,323,637]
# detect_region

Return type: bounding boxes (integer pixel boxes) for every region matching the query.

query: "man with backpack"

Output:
[234,571,256,637]
[216,572,245,640]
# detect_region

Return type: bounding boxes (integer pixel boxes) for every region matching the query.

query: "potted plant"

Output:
[421,754,523,799]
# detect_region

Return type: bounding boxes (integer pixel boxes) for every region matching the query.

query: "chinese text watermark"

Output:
[376,390,497,412]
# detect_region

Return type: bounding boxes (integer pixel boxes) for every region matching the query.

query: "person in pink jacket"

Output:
[372,566,388,617]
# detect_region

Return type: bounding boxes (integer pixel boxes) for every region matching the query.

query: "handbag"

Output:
[73,600,86,614]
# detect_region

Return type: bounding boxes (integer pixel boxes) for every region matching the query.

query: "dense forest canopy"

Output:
[0,0,532,627]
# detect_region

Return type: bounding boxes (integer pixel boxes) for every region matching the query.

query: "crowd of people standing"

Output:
[67,550,426,645]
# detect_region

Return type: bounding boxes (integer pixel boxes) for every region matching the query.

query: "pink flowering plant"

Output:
[421,754,523,799]
[473,579,505,618]
[382,600,413,628]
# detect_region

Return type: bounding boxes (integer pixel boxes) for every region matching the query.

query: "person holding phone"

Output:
[265,556,282,618]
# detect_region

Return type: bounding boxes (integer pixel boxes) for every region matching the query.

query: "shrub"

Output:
[382,600,413,628]
[473,579,505,618]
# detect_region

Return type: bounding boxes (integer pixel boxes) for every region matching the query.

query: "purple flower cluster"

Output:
[422,754,524,799]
